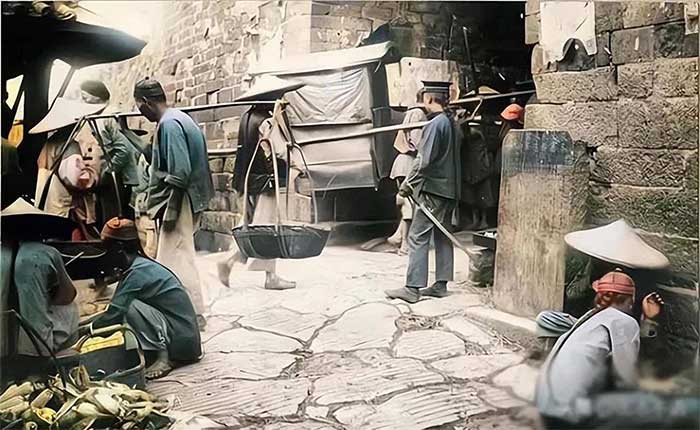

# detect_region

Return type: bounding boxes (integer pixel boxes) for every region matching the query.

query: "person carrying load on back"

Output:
[385,81,461,304]
[535,269,699,430]
[386,90,427,255]
[133,77,214,329]
[85,217,202,380]
[80,80,139,223]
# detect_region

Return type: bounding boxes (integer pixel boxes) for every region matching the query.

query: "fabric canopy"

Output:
[2,15,146,79]
[284,68,372,125]
[290,123,376,191]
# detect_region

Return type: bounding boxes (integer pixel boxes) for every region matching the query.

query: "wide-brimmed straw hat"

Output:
[1,197,77,240]
[564,219,670,270]
[29,98,105,134]
[236,76,305,102]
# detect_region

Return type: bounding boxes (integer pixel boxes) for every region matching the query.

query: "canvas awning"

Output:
[249,41,399,76]
[2,14,146,79]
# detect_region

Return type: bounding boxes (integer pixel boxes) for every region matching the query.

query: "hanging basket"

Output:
[233,224,329,259]
[232,101,329,260]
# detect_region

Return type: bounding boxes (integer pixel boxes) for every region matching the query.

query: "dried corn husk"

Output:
[1,400,29,419]
[55,410,81,428]
[0,395,26,411]
[30,388,53,408]
[69,416,96,430]
[74,401,111,418]
[0,382,34,403]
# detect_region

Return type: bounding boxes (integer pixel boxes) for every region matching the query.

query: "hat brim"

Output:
[565,220,670,270]
[236,76,306,102]
[1,198,77,240]
[1,214,76,240]
[29,98,105,134]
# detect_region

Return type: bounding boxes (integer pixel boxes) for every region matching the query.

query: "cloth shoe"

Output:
[421,282,448,298]
[385,286,421,303]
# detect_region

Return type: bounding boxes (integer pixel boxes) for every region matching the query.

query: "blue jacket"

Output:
[147,109,214,220]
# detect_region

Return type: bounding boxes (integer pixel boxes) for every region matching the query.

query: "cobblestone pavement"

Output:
[150,246,541,430]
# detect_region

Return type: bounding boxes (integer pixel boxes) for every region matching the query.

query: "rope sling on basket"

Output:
[232,101,330,259]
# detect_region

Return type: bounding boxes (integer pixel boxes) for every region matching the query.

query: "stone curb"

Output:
[463,305,539,350]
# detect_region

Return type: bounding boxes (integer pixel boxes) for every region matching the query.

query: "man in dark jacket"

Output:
[81,80,139,222]
[133,77,214,327]
[386,81,461,303]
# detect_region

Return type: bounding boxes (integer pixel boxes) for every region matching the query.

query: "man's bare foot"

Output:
[397,246,409,256]
[197,314,207,331]
[145,351,173,380]
[217,260,232,287]
[264,273,296,290]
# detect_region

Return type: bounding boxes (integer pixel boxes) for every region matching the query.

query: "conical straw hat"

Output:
[1,197,76,240]
[564,219,670,270]
[236,76,305,102]
[29,98,105,134]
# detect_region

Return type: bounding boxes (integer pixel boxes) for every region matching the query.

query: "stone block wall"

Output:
[526,1,699,277]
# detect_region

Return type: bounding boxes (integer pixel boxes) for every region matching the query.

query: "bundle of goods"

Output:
[0,366,171,430]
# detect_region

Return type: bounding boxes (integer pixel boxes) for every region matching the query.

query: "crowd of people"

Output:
[3,77,212,379]
[3,75,696,430]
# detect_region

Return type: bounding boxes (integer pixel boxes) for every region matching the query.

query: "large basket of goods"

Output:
[232,101,330,259]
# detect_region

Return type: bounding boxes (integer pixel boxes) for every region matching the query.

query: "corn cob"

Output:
[0,382,34,403]
[0,395,26,411]
[30,389,53,409]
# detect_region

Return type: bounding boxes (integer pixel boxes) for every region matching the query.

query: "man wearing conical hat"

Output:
[85,217,201,379]
[535,269,699,429]
[1,198,79,357]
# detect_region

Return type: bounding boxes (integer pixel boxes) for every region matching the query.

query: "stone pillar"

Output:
[492,130,588,317]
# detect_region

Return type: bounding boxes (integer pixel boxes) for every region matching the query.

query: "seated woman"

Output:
[535,269,698,430]
[88,217,201,379]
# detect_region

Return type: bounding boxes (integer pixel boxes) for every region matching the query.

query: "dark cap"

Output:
[133,77,166,100]
[421,80,452,95]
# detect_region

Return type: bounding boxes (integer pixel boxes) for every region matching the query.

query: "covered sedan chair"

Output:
[248,42,403,223]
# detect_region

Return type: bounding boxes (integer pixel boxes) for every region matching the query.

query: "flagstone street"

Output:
[148,246,541,430]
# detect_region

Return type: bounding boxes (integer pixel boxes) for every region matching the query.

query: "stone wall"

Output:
[103,1,464,246]
[526,1,699,277]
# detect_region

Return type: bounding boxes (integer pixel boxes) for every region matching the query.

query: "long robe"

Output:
[92,256,201,363]
[148,108,214,316]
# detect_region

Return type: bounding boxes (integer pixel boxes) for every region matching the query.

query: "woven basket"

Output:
[233,224,330,259]
[235,101,330,260]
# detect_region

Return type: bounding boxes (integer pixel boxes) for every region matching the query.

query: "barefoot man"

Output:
[88,218,202,379]
[385,81,461,303]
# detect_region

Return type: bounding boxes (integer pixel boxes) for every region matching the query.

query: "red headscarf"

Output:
[101,217,139,242]
[592,270,635,296]
[501,103,524,124]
